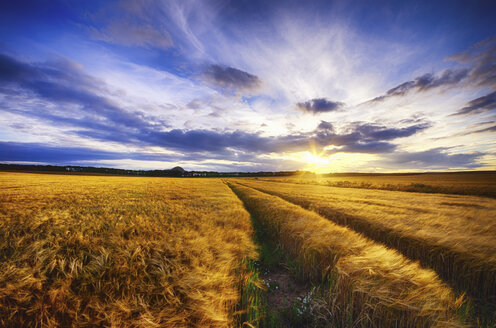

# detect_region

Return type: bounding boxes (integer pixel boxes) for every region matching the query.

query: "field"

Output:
[261,172,496,198]
[0,173,258,327]
[1,172,495,327]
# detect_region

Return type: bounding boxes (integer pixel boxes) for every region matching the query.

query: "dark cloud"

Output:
[370,69,468,102]
[416,70,469,91]
[353,123,431,140]
[367,36,496,105]
[297,98,345,113]
[0,53,433,165]
[453,90,496,115]
[384,148,483,169]
[0,141,172,163]
[202,64,261,91]
[316,120,334,131]
[0,141,308,172]
[318,122,429,155]
[469,125,496,134]
[0,53,164,133]
[301,121,430,154]
[139,121,421,155]
[338,141,396,154]
[448,36,496,89]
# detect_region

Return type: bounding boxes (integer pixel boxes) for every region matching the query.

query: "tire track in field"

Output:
[224,181,317,328]
[226,181,465,328]
[233,180,496,324]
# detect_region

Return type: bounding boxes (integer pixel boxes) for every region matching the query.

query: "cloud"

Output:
[430,122,496,140]
[0,141,308,172]
[370,69,469,102]
[366,36,496,105]
[297,98,345,113]
[384,148,483,169]
[0,141,173,163]
[0,53,437,167]
[0,53,161,132]
[338,141,396,154]
[468,125,496,134]
[84,0,174,51]
[353,122,431,140]
[318,122,429,155]
[316,120,334,131]
[448,36,496,89]
[202,64,261,91]
[453,90,496,115]
[89,21,173,50]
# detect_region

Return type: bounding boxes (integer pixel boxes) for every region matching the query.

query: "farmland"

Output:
[235,177,496,324]
[260,172,496,198]
[0,173,258,327]
[1,172,495,327]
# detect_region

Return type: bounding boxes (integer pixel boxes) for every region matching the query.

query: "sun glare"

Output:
[302,151,331,173]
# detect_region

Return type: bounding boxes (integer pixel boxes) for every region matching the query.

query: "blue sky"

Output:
[0,0,495,172]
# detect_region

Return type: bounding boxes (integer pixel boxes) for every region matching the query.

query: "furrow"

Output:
[235,180,496,316]
[228,182,464,328]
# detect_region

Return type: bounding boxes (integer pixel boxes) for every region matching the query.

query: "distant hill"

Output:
[0,163,314,177]
[170,166,186,173]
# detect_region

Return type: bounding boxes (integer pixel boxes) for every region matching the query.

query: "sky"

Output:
[0,0,495,173]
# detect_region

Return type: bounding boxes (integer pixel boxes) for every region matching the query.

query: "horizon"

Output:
[3,162,496,176]
[1,0,495,173]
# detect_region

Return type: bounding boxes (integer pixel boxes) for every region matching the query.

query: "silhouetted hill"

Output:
[0,163,314,177]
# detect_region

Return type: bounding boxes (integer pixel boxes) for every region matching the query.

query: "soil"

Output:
[261,265,310,309]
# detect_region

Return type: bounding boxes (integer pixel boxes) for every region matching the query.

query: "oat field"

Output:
[1,172,495,327]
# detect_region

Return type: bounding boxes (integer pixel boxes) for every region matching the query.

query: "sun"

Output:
[302,151,330,173]
[305,152,326,165]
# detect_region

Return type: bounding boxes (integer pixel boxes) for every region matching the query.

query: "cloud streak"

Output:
[383,148,483,169]
[0,1,494,172]
[0,53,164,134]
[448,36,496,89]
[0,52,435,160]
[453,90,496,116]
[365,36,496,105]
[369,69,469,103]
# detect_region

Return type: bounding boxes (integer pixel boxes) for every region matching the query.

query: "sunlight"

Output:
[299,151,383,173]
[301,151,330,173]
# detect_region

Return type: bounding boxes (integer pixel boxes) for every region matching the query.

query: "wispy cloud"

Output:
[0,1,494,171]
[453,90,496,116]
[380,148,484,169]
[368,69,469,103]
[0,51,433,159]
[448,36,496,89]
[365,35,496,107]
[0,53,161,133]
[89,22,173,50]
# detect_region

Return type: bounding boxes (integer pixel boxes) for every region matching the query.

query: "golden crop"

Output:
[235,179,496,316]
[2,172,494,327]
[228,182,464,328]
[260,172,496,198]
[0,173,258,327]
